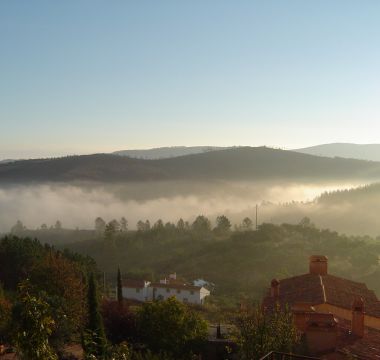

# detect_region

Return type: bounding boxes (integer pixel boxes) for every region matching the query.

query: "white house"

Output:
[119,276,210,305]
[121,280,151,302]
[150,282,210,305]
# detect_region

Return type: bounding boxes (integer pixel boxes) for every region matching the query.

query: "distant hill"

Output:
[113,146,229,159]
[294,143,380,162]
[2,147,380,183]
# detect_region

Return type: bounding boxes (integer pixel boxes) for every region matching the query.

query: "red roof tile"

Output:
[263,273,380,317]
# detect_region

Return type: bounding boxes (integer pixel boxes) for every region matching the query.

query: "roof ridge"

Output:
[322,273,368,287]
[320,275,327,303]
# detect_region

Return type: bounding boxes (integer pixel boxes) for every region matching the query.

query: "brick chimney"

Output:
[352,297,365,338]
[271,279,280,297]
[309,255,328,275]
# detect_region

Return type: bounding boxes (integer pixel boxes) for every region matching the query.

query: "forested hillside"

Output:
[2,147,380,183]
[61,219,380,302]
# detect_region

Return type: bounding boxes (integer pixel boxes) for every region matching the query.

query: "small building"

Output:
[151,282,210,305]
[121,279,151,302]
[120,274,210,305]
[262,255,380,358]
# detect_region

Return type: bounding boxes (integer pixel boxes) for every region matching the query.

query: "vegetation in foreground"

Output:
[0,235,303,359]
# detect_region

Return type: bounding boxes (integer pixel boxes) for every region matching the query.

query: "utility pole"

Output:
[255,204,258,230]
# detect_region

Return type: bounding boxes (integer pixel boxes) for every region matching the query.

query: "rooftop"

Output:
[263,273,380,317]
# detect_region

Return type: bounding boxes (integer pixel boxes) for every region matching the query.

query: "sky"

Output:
[1,0,380,159]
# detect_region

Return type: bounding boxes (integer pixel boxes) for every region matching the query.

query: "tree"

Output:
[240,217,253,231]
[164,222,175,231]
[101,300,137,345]
[11,220,26,235]
[299,217,315,228]
[12,280,58,360]
[145,220,151,231]
[83,273,107,358]
[54,220,62,230]
[105,220,120,241]
[117,267,123,306]
[191,216,211,235]
[137,220,145,232]
[30,250,88,346]
[95,217,106,234]
[234,304,299,360]
[152,219,164,231]
[0,287,11,343]
[120,217,128,232]
[214,215,232,234]
[177,218,185,231]
[137,297,208,359]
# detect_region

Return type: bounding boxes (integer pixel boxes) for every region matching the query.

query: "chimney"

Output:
[271,279,280,297]
[352,297,365,338]
[309,255,328,275]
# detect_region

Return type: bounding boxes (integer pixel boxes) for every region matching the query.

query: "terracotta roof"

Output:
[338,328,380,359]
[263,273,380,317]
[328,318,380,360]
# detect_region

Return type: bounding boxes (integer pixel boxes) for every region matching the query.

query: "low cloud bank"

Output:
[0,180,374,236]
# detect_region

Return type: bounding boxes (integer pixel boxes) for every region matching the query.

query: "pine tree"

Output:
[84,273,107,358]
[117,267,123,306]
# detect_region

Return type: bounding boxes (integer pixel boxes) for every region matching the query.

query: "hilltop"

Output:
[294,143,380,162]
[113,146,228,159]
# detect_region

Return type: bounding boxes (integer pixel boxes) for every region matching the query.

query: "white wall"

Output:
[121,284,210,305]
[121,283,150,302]
[152,286,210,305]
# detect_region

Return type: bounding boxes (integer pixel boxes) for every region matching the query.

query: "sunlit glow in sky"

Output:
[1,1,380,159]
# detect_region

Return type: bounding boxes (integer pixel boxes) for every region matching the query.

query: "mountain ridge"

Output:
[1,147,380,184]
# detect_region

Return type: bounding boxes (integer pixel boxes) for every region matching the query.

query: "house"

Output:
[262,255,380,358]
[121,279,151,302]
[120,273,210,305]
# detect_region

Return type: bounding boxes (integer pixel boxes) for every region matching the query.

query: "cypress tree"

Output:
[84,272,107,358]
[117,267,123,306]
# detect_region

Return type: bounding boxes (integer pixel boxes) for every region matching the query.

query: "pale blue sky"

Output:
[1,1,380,159]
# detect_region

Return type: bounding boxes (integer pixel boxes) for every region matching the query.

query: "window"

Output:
[166,288,170,293]
[176,289,181,294]
[183,298,188,303]
[136,288,140,293]
[190,291,194,295]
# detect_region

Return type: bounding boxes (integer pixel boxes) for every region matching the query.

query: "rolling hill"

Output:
[1,147,380,183]
[294,143,380,162]
[113,146,228,159]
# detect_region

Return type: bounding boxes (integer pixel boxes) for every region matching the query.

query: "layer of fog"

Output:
[0,180,376,236]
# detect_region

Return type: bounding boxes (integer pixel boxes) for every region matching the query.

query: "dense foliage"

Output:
[137,297,208,359]
[0,236,96,355]
[13,280,58,360]
[83,273,107,359]
[65,217,380,302]
[234,304,299,359]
